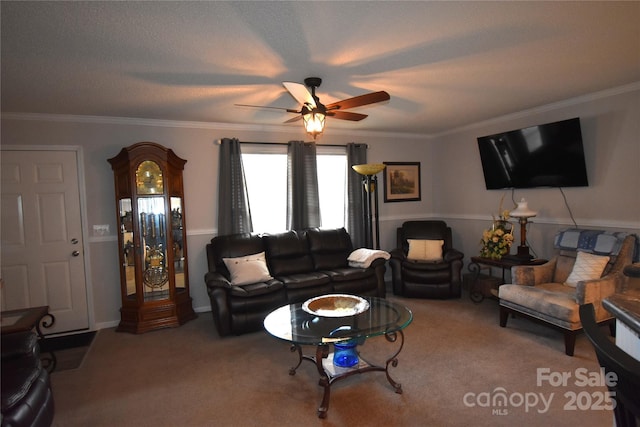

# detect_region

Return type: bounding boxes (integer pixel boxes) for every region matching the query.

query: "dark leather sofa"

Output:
[1,331,54,427]
[205,227,387,336]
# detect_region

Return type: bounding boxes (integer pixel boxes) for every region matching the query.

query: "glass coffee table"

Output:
[263,295,413,418]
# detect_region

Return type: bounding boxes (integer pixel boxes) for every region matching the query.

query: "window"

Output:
[242,150,287,233]
[242,145,347,234]
[316,152,347,229]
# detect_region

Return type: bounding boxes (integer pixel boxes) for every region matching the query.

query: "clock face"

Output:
[135,160,164,195]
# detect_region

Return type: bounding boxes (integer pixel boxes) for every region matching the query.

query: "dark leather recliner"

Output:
[1,331,54,427]
[389,220,464,298]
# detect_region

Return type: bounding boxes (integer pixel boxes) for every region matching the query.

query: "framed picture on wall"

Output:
[383,162,421,202]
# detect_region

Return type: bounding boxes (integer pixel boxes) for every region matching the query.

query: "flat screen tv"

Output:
[477,117,589,189]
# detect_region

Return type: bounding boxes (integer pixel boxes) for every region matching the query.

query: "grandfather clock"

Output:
[108,142,196,333]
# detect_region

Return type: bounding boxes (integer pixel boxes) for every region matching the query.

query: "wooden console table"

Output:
[467,256,547,303]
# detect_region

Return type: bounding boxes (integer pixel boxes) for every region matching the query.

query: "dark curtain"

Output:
[286,141,320,230]
[346,143,367,248]
[217,138,253,235]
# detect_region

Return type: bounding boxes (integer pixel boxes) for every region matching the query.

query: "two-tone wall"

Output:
[2,83,638,330]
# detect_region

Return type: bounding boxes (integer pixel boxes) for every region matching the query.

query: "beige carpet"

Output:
[50,294,615,426]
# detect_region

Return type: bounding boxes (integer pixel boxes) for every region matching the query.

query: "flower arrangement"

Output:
[479,196,514,260]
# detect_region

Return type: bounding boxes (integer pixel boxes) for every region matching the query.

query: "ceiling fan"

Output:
[236,77,390,138]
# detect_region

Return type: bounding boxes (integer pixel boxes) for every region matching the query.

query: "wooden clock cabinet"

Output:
[108,142,196,333]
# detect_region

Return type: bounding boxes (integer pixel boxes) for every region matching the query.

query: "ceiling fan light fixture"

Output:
[303,111,325,139]
[239,77,389,138]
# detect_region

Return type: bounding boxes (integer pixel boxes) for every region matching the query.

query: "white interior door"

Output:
[1,149,89,334]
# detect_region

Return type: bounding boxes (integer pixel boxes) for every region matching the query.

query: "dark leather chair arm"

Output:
[1,332,39,360]
[204,271,232,289]
[448,256,464,296]
[1,331,54,427]
[389,248,405,260]
[209,287,232,337]
[368,258,387,298]
[388,252,403,295]
[444,248,464,263]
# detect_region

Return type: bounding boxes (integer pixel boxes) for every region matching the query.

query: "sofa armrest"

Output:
[511,258,557,286]
[368,257,387,269]
[204,271,232,289]
[1,331,38,360]
[208,287,232,337]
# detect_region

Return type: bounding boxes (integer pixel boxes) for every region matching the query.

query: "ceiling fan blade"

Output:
[283,115,303,124]
[328,111,368,121]
[325,91,390,111]
[235,104,299,113]
[283,81,316,108]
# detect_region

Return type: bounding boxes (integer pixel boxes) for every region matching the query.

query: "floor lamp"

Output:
[352,164,386,249]
[508,198,537,261]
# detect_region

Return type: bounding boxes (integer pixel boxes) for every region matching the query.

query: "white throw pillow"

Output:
[407,239,444,261]
[222,252,273,286]
[564,251,610,287]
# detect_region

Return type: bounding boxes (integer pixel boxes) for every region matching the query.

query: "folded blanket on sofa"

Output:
[348,248,390,268]
[554,229,631,257]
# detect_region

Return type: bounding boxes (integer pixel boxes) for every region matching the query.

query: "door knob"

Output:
[72,250,80,257]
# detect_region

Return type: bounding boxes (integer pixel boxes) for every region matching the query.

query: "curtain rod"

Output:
[215,139,367,148]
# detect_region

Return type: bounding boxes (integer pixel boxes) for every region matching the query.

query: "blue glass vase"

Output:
[333,341,359,368]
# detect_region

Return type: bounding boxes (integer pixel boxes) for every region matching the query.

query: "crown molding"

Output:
[3,81,638,141]
[431,81,640,138]
[0,112,430,140]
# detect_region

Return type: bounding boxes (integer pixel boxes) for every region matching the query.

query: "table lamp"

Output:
[509,198,537,261]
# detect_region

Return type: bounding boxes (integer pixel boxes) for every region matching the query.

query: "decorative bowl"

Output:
[302,294,370,317]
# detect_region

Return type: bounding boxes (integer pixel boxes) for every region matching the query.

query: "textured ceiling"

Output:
[2,1,639,137]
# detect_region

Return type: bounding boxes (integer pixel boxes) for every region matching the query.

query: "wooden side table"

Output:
[1,306,57,371]
[467,256,547,303]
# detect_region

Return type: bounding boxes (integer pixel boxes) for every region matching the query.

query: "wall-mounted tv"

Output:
[477,117,589,189]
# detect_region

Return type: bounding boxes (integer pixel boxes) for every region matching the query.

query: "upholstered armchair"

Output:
[499,229,637,356]
[389,220,464,298]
